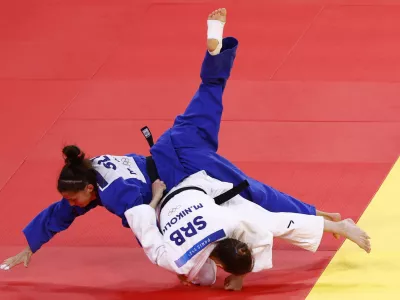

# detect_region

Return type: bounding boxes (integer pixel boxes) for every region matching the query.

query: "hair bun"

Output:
[62,145,85,165]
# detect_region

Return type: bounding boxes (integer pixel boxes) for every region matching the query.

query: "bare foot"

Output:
[317,210,342,239]
[208,8,227,22]
[339,219,371,253]
[207,8,227,53]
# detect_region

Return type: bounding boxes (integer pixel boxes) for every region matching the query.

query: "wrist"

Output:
[149,198,160,209]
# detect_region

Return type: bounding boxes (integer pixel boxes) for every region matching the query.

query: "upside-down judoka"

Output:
[125,171,371,290]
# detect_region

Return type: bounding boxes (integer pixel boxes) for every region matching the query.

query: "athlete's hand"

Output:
[224,274,244,291]
[150,179,166,208]
[1,246,33,271]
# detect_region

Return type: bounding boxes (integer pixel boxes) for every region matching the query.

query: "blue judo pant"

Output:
[151,37,316,215]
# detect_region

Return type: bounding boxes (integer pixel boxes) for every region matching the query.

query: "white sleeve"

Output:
[124,205,175,273]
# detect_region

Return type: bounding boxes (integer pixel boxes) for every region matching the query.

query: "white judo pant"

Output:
[221,194,325,253]
[169,171,325,255]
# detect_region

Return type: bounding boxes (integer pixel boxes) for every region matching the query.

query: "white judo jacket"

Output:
[124,171,276,285]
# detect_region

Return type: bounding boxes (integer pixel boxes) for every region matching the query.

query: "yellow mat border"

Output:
[307,157,400,299]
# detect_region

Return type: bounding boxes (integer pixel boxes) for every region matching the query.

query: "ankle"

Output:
[207,39,219,52]
[337,220,347,236]
[207,20,224,55]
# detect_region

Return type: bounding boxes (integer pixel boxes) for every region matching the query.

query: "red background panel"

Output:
[1,0,399,299]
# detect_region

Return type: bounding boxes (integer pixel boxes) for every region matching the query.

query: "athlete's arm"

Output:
[149,179,166,209]
[124,204,174,273]
[23,198,98,253]
[1,199,98,270]
[124,179,171,269]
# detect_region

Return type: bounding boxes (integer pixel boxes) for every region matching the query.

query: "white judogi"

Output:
[124,171,324,286]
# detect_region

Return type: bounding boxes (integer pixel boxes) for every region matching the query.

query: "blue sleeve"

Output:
[22,198,98,253]
[99,178,145,228]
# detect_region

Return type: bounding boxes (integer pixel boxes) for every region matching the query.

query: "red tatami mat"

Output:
[1,1,400,299]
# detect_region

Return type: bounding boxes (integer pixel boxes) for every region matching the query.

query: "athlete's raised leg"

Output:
[173,8,236,152]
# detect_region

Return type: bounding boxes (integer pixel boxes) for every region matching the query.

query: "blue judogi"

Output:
[151,36,316,217]
[22,37,315,254]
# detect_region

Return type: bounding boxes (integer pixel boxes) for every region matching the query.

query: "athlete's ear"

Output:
[86,184,94,193]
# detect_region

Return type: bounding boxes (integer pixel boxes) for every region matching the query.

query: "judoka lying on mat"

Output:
[125,171,371,291]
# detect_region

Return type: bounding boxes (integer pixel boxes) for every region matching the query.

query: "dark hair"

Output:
[210,238,254,276]
[57,145,97,193]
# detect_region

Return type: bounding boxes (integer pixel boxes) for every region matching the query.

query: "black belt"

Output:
[146,156,160,183]
[159,180,250,214]
[214,179,249,205]
[159,186,206,213]
[142,125,160,184]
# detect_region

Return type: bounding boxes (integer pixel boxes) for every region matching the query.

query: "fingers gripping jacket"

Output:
[207,20,225,55]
